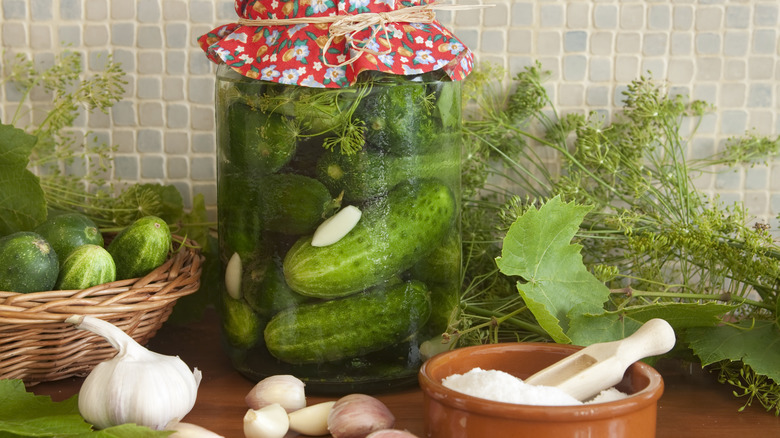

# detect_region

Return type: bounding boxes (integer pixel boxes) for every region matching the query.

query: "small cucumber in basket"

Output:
[283,178,456,298]
[264,280,431,364]
[34,212,104,264]
[107,216,172,280]
[0,231,59,293]
[56,244,116,290]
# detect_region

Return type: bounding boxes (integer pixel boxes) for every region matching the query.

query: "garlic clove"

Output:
[166,420,225,437]
[311,205,361,247]
[246,375,306,413]
[327,394,395,438]
[288,400,336,436]
[244,404,290,438]
[67,315,201,430]
[225,252,243,299]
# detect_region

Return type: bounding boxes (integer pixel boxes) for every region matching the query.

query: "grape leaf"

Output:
[495,196,610,343]
[0,123,37,167]
[0,123,46,236]
[0,379,173,437]
[74,424,174,437]
[0,165,47,236]
[568,301,738,346]
[685,320,780,382]
[0,378,92,436]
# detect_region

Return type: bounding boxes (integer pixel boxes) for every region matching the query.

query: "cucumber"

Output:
[34,213,103,264]
[260,173,334,235]
[221,294,264,349]
[283,179,456,298]
[218,173,265,261]
[316,148,460,202]
[244,259,309,317]
[107,216,172,280]
[358,82,436,155]
[410,232,462,335]
[0,232,59,293]
[56,244,116,290]
[227,102,297,174]
[410,231,462,285]
[264,280,431,364]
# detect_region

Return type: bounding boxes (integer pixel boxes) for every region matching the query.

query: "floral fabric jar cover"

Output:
[199,0,474,87]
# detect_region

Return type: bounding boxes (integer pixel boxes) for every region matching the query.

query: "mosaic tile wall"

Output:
[1,0,778,232]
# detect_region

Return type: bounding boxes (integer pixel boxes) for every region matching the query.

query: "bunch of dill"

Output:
[457,62,780,413]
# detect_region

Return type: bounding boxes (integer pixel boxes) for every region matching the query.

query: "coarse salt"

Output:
[441,368,628,406]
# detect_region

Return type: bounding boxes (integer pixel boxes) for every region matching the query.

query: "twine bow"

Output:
[236,2,487,68]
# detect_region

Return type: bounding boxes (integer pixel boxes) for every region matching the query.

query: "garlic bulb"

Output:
[67,315,202,430]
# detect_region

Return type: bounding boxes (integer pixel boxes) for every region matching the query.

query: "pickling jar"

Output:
[200,0,473,394]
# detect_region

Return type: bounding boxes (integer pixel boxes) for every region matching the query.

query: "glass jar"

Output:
[215,63,462,393]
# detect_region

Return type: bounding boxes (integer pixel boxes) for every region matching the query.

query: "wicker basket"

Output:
[0,235,203,384]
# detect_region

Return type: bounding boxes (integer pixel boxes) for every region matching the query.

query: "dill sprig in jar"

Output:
[200,0,474,394]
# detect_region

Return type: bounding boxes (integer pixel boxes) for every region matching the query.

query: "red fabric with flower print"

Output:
[198,0,473,88]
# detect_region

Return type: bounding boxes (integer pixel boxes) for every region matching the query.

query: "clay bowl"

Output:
[418,342,664,438]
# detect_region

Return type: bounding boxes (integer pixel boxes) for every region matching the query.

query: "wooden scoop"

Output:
[524,318,676,402]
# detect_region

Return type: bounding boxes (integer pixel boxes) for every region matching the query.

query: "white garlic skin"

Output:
[243,404,290,438]
[69,315,202,430]
[245,374,306,413]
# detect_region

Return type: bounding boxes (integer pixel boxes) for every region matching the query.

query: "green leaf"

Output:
[0,123,46,236]
[0,123,37,167]
[434,84,459,129]
[112,183,184,226]
[568,301,738,345]
[0,378,92,436]
[0,165,47,236]
[686,319,780,382]
[178,193,209,249]
[0,379,173,437]
[495,196,610,343]
[73,424,173,438]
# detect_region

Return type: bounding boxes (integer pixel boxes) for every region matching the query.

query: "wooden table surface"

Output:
[32,311,780,437]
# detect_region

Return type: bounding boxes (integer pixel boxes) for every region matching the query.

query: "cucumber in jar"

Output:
[264,280,431,364]
[226,102,298,174]
[260,173,336,235]
[358,80,436,155]
[316,147,460,202]
[283,178,457,298]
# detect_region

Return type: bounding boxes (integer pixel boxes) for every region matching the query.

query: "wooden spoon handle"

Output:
[525,318,676,401]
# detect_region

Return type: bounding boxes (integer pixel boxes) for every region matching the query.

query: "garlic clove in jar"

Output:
[225,252,242,299]
[67,315,201,430]
[311,205,362,247]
